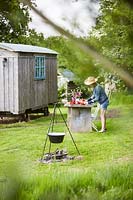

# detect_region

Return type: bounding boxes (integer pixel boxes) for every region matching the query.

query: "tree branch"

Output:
[20,0,133,87]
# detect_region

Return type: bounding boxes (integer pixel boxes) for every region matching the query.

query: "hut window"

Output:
[34,56,45,80]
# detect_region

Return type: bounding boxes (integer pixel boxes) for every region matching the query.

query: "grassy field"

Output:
[0,93,132,200]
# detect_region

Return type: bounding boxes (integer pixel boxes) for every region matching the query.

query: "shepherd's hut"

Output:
[0,43,58,118]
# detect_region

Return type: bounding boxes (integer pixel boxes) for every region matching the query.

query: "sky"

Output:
[29,0,100,37]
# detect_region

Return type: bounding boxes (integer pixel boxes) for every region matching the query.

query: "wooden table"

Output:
[65,104,93,133]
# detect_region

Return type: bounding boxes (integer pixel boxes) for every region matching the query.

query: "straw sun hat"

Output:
[84,76,98,86]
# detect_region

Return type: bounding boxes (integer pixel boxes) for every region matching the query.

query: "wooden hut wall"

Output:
[0,56,19,114]
[0,51,57,115]
[46,56,57,103]
[18,55,48,113]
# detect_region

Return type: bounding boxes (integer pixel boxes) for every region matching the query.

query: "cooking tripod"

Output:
[41,103,80,160]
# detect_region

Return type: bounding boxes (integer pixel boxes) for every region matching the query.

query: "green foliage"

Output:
[0,0,48,45]
[0,0,132,91]
[0,0,33,42]
[19,29,46,45]
[111,92,133,105]
[42,36,99,83]
[57,86,66,102]
[89,0,133,78]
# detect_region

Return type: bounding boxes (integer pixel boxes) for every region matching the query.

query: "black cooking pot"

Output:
[48,132,65,143]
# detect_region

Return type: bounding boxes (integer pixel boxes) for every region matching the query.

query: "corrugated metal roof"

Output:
[0,43,58,54]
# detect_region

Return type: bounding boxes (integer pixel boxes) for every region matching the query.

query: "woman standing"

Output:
[84,76,109,133]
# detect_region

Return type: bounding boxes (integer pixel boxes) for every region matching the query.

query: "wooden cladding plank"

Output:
[46,56,57,103]
[18,56,34,112]
[0,58,4,110]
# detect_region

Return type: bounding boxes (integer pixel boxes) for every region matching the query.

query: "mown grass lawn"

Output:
[0,93,132,200]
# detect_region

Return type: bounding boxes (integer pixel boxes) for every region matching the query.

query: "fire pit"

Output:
[45,149,68,160]
[48,132,65,143]
[40,148,75,163]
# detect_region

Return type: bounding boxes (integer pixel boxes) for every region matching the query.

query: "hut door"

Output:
[3,58,10,111]
[0,56,18,114]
